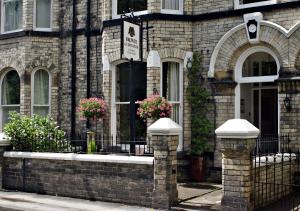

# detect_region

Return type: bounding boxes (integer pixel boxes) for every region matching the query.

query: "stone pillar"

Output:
[0,134,10,189]
[215,119,260,211]
[148,118,182,209]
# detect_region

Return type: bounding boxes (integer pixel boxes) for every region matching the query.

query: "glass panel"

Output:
[4,0,23,32]
[34,69,49,105]
[2,106,20,126]
[171,103,180,124]
[162,0,179,10]
[33,106,49,116]
[162,62,179,101]
[242,52,277,77]
[116,104,146,141]
[36,0,51,28]
[117,0,147,14]
[116,62,147,102]
[2,70,20,105]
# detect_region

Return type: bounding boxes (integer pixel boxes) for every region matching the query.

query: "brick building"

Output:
[1,0,300,180]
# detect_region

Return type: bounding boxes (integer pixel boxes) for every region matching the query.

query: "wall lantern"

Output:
[284,95,292,112]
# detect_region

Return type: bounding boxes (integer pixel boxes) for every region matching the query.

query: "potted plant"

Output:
[137,95,172,121]
[77,97,107,153]
[186,52,213,182]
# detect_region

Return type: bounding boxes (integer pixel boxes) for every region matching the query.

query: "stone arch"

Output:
[209,21,300,78]
[26,55,58,74]
[157,48,186,61]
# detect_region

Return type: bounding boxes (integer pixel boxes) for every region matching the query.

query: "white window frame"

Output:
[33,0,53,31]
[112,0,148,19]
[0,69,20,131]
[234,46,280,134]
[160,59,183,151]
[31,68,51,116]
[1,0,23,34]
[234,0,277,9]
[161,0,183,15]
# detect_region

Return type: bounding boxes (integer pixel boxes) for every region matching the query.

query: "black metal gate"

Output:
[252,134,300,210]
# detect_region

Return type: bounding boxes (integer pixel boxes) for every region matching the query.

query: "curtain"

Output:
[4,0,23,32]
[33,70,49,116]
[162,0,179,10]
[167,63,180,123]
[36,0,51,28]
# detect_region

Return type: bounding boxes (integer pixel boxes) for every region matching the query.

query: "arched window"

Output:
[1,70,20,128]
[32,69,50,116]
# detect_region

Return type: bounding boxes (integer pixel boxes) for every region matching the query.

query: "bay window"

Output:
[112,0,147,19]
[32,69,50,116]
[161,0,183,14]
[2,0,23,33]
[1,70,20,129]
[35,0,52,30]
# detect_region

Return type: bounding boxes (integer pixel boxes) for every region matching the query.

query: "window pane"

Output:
[117,0,147,14]
[242,0,270,3]
[2,70,20,105]
[162,0,179,10]
[33,106,49,116]
[4,0,23,32]
[162,62,179,101]
[171,103,180,124]
[2,106,20,126]
[116,62,146,102]
[36,0,51,28]
[34,69,49,105]
[242,52,277,77]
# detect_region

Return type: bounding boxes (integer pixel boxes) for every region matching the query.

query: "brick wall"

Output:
[3,156,154,207]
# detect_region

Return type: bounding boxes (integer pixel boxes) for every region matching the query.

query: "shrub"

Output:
[137,95,172,121]
[4,112,66,152]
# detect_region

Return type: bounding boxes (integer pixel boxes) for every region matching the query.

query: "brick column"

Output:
[0,135,10,189]
[215,119,259,211]
[148,118,182,209]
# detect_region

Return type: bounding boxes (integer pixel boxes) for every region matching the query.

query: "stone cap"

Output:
[215,119,260,139]
[148,118,182,136]
[0,133,10,146]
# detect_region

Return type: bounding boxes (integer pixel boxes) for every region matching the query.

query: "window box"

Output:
[234,0,277,9]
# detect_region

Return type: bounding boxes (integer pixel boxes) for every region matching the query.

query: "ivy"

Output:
[186,52,213,156]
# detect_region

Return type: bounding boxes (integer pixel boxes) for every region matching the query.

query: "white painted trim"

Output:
[160,0,183,15]
[4,151,154,165]
[160,59,184,151]
[0,69,21,131]
[147,51,161,68]
[112,0,148,19]
[102,55,111,71]
[31,69,51,116]
[234,0,277,10]
[33,0,53,31]
[208,21,300,78]
[1,0,23,34]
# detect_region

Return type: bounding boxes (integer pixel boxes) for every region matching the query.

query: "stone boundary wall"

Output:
[252,154,296,208]
[2,152,154,207]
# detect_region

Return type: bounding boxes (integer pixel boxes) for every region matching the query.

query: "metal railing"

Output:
[9,132,153,156]
[255,134,290,155]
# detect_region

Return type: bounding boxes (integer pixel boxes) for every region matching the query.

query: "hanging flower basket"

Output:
[77,97,107,121]
[137,95,172,121]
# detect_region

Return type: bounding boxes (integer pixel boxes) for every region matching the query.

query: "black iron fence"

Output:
[9,132,153,156]
[255,134,290,155]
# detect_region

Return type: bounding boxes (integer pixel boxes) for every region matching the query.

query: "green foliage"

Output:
[186,52,213,156]
[88,140,97,154]
[4,112,66,152]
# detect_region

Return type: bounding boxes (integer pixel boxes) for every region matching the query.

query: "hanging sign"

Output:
[122,20,141,61]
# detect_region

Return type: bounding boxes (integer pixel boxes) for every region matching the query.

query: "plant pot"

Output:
[190,156,205,182]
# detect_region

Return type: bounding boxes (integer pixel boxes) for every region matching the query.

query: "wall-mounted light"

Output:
[284,95,292,112]
[187,58,193,71]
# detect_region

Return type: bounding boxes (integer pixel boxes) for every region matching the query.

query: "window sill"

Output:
[33,28,52,32]
[161,9,183,15]
[1,29,23,35]
[112,10,148,20]
[234,0,277,9]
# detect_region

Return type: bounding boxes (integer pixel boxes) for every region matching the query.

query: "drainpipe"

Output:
[71,0,77,140]
[86,0,91,130]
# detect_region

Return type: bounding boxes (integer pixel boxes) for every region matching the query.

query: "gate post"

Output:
[0,134,10,189]
[148,118,182,209]
[215,119,259,211]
